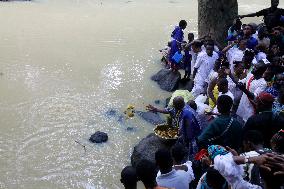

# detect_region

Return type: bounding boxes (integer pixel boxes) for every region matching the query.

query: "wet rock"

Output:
[136,111,165,125]
[151,68,181,92]
[126,127,135,131]
[89,131,108,143]
[131,133,173,167]
[165,97,171,107]
[154,100,160,104]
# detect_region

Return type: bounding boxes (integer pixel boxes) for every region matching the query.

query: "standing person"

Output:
[197,95,243,150]
[265,72,284,98]
[227,18,242,40]
[169,20,187,70]
[273,86,284,116]
[223,39,247,72]
[257,26,270,49]
[171,20,187,43]
[120,166,138,189]
[136,159,169,189]
[243,92,284,147]
[190,40,203,76]
[229,61,246,113]
[242,49,256,78]
[192,44,219,97]
[183,44,192,80]
[182,33,195,79]
[147,97,201,157]
[241,130,269,187]
[235,61,268,121]
[242,24,258,50]
[208,77,234,110]
[155,149,194,189]
[239,0,284,31]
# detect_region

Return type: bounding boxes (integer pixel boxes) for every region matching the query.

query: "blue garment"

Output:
[171,26,184,42]
[246,36,258,49]
[208,145,228,160]
[166,105,201,142]
[273,101,284,116]
[183,50,192,73]
[179,105,201,143]
[265,86,279,98]
[172,51,183,64]
[170,40,179,62]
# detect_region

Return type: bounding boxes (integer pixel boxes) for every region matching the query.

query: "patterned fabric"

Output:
[208,145,228,160]
[265,85,279,98]
[273,101,284,116]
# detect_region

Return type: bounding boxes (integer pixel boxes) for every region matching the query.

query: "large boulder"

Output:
[151,69,181,92]
[131,133,174,167]
[136,111,165,125]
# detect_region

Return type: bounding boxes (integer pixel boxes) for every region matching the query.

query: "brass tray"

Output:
[154,124,178,140]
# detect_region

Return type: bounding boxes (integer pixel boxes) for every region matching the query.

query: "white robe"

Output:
[236,76,267,121]
[214,153,262,189]
[192,51,219,97]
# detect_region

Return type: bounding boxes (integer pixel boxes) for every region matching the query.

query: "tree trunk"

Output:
[198,0,238,47]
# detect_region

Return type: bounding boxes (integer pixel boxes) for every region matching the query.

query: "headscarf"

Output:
[208,145,228,160]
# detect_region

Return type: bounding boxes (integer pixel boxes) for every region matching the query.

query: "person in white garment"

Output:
[190,40,203,76]
[155,148,194,189]
[234,61,268,121]
[192,44,219,97]
[222,39,247,72]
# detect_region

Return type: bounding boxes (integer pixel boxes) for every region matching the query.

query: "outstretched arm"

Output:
[239,13,258,19]
[146,104,169,114]
[222,42,235,54]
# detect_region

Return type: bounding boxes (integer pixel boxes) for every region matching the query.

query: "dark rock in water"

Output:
[151,69,181,92]
[154,100,160,104]
[131,133,173,167]
[105,109,117,117]
[165,97,171,108]
[126,127,135,131]
[136,111,165,125]
[89,131,108,143]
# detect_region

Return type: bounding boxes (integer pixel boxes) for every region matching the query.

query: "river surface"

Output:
[0,0,283,188]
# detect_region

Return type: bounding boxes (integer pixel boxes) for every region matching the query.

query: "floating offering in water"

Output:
[124,104,135,118]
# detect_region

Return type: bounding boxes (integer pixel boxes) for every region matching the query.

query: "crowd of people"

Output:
[121,0,284,188]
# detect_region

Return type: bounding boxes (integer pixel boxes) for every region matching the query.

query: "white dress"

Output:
[236,75,267,121]
[214,153,262,189]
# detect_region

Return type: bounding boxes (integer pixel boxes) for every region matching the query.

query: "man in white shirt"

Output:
[155,149,194,189]
[192,44,219,97]
[236,61,267,121]
[190,40,203,75]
